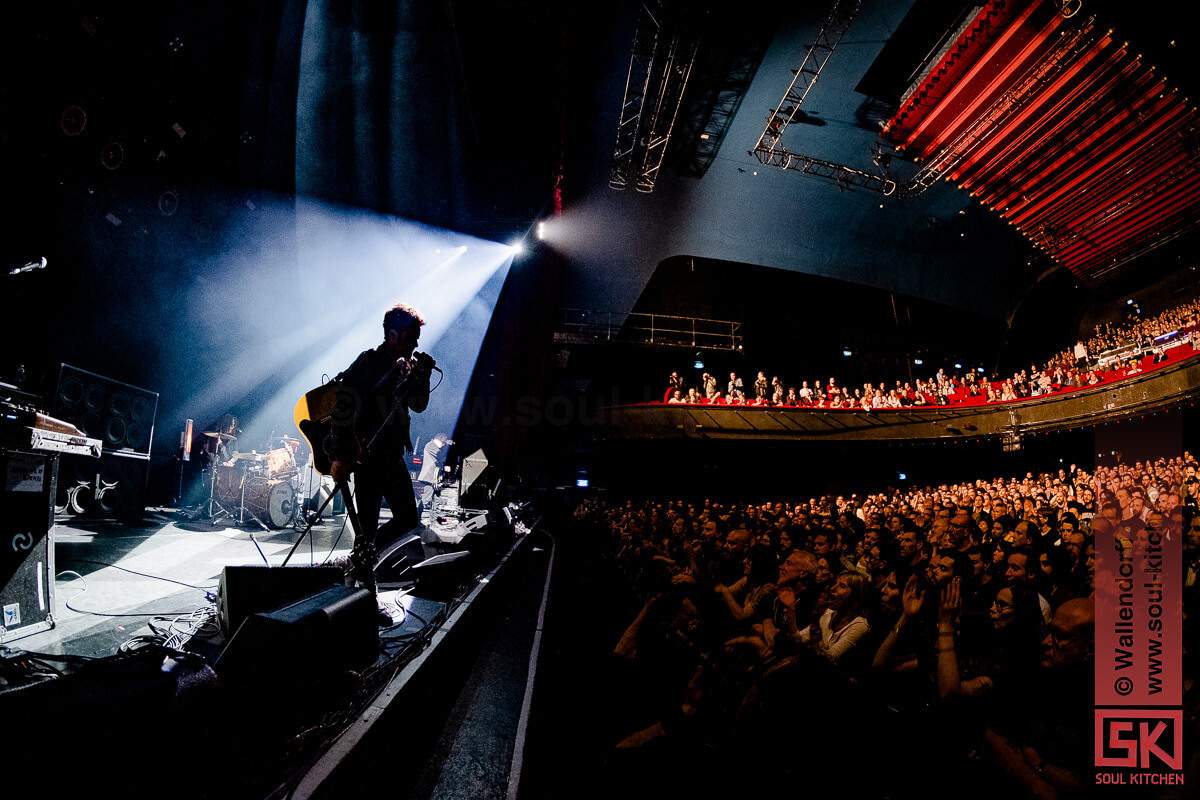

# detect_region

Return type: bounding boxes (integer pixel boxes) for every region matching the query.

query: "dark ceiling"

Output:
[3,0,1196,349]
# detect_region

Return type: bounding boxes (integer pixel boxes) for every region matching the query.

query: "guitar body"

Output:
[293,382,359,476]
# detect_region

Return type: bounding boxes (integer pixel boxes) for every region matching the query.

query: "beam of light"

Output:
[176,196,512,462]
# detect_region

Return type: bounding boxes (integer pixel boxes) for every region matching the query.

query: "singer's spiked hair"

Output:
[383,303,425,335]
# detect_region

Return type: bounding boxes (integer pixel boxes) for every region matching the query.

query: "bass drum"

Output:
[243,477,295,528]
[214,463,244,505]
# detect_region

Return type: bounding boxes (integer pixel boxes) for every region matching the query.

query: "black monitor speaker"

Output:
[214,584,378,680]
[216,565,342,636]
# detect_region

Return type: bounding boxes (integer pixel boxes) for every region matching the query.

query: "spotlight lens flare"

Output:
[509,240,526,256]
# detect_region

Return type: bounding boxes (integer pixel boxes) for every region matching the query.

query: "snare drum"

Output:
[243,477,295,528]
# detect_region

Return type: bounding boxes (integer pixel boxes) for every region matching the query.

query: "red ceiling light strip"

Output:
[980,67,1159,210]
[910,25,1097,192]
[917,13,1066,155]
[901,1,1048,150]
[882,0,1200,280]
[885,0,1018,141]
[992,76,1168,216]
[1006,92,1185,227]
[1044,132,1195,235]
[939,23,1102,185]
[1061,174,1200,263]
[955,37,1120,188]
[1068,198,1200,274]
[966,49,1138,195]
[1061,181,1200,269]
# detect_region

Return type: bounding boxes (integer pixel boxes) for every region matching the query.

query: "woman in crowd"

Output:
[796,570,870,666]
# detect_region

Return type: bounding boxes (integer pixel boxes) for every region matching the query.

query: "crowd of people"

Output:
[660,296,1200,410]
[572,454,1200,795]
[1084,296,1200,356]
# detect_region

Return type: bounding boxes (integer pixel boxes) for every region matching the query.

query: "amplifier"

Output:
[1,449,58,640]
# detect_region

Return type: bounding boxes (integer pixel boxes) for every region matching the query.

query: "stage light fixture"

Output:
[509,241,526,256]
[842,349,853,357]
[913,358,924,366]
[536,221,546,240]
[954,363,962,369]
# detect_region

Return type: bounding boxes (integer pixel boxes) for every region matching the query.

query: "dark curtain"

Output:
[297,0,470,228]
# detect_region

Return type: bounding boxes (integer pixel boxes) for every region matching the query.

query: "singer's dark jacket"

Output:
[331,344,430,468]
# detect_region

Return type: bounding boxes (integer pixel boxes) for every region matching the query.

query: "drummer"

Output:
[200,413,240,463]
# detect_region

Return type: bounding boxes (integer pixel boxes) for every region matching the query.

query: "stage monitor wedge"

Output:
[217,565,342,636]
[214,584,378,681]
[460,449,488,496]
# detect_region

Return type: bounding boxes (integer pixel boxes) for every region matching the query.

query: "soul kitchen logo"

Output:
[1094,517,1184,786]
[1095,710,1183,779]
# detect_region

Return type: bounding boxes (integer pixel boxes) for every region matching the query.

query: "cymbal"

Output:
[203,431,237,440]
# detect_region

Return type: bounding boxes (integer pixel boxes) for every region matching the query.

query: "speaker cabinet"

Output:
[53,364,158,521]
[54,364,158,455]
[55,450,150,522]
[1,450,58,639]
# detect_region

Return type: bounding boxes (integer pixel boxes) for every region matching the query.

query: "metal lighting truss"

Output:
[750,0,894,194]
[609,2,701,193]
[755,148,896,193]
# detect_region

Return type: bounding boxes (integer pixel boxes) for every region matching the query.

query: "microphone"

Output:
[413,351,442,374]
[7,257,47,276]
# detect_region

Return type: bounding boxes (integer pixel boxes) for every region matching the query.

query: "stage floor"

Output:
[3,502,540,800]
[11,507,396,657]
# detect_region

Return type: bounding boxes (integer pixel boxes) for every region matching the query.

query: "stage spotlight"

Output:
[1127,298,1134,305]
[536,221,546,240]
[954,362,962,369]
[913,358,924,366]
[509,240,526,256]
[897,472,907,481]
[977,367,986,373]
[842,349,853,358]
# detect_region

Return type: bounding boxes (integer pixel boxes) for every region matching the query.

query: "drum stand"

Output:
[205,462,233,525]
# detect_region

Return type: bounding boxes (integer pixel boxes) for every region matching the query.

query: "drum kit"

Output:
[193,420,306,530]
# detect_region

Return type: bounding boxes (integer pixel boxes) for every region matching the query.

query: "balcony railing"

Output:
[554,308,743,352]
